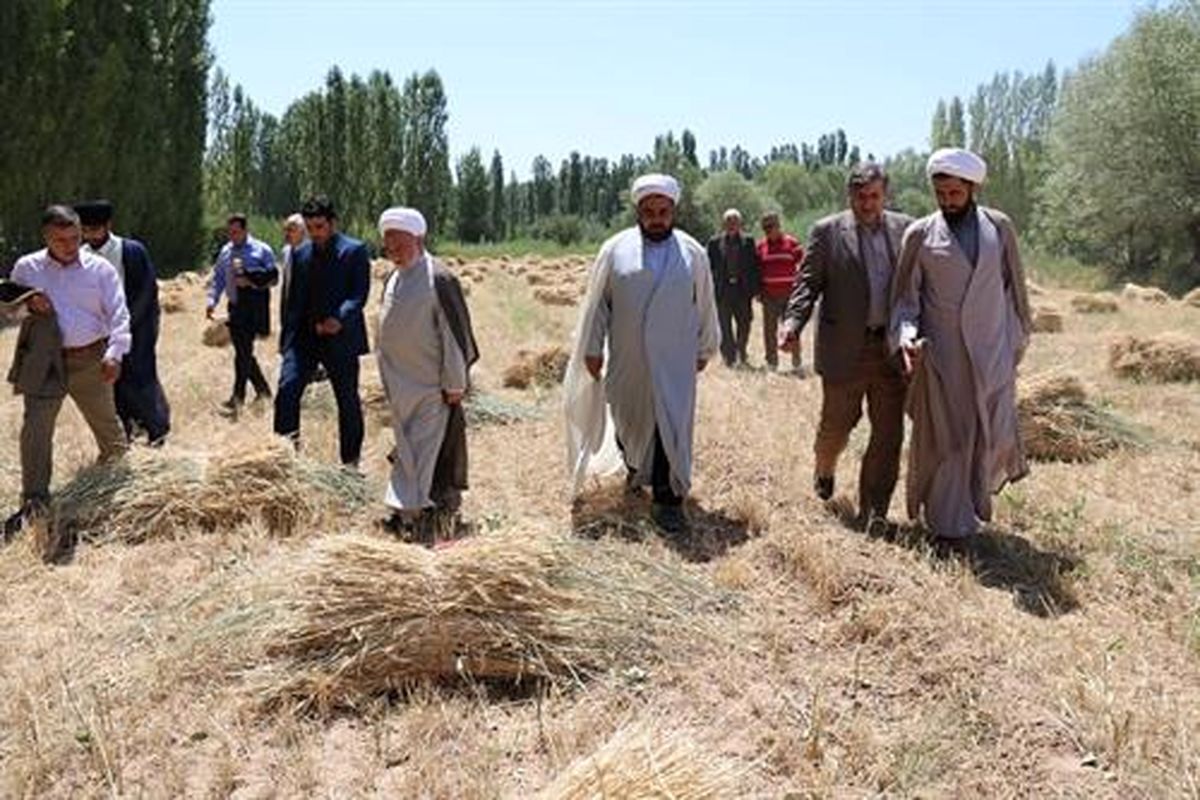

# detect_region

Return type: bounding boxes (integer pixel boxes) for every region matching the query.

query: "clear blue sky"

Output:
[211,0,1143,177]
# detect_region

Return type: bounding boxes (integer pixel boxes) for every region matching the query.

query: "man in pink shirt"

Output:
[7,205,130,532]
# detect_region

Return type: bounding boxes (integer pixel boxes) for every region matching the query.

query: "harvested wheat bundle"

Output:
[1018,374,1143,462]
[1183,287,1200,308]
[538,723,740,800]
[465,391,540,426]
[202,318,231,347]
[1109,334,1200,383]
[159,289,187,313]
[1031,305,1064,333]
[503,346,571,389]
[53,441,369,543]
[244,532,726,714]
[1121,282,1171,304]
[1071,293,1119,314]
[534,286,578,307]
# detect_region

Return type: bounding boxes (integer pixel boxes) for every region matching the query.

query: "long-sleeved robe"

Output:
[889,205,1032,538]
[377,254,469,512]
[564,227,721,497]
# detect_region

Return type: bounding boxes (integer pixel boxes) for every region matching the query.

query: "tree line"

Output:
[3,1,1195,290]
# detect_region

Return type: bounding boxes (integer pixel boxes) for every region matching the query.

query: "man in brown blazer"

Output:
[779,163,914,527]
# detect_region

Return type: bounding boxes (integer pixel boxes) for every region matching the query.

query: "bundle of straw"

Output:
[1121,282,1171,304]
[1183,287,1200,308]
[1071,293,1120,314]
[159,285,187,313]
[503,346,571,389]
[533,286,579,307]
[245,532,725,714]
[1109,334,1200,383]
[1018,374,1143,462]
[538,723,740,800]
[201,318,231,347]
[1031,305,1064,333]
[53,440,369,543]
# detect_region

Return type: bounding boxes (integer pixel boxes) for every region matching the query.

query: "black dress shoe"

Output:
[650,503,687,535]
[814,475,834,501]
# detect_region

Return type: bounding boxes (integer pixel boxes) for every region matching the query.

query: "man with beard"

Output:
[274,195,370,467]
[778,163,913,527]
[564,174,720,534]
[374,207,478,542]
[706,208,759,368]
[206,213,278,417]
[890,147,1032,546]
[76,199,171,445]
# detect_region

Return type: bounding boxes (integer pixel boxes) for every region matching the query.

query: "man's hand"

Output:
[100,359,121,385]
[27,294,52,316]
[778,327,799,353]
[443,389,464,405]
[696,358,708,373]
[315,317,343,336]
[900,339,924,378]
[584,355,603,380]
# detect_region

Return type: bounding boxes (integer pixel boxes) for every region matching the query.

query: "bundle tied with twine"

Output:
[537,723,742,800]
[237,532,728,715]
[503,346,571,389]
[1031,304,1064,333]
[1109,334,1200,383]
[1018,374,1144,462]
[53,440,370,543]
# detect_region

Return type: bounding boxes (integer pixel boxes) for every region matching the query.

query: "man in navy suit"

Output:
[76,199,172,445]
[274,196,370,467]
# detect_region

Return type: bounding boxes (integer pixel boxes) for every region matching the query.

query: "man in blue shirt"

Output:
[206,213,278,417]
[274,196,370,467]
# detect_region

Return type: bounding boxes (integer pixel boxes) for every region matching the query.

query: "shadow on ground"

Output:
[570,485,756,563]
[826,494,1082,617]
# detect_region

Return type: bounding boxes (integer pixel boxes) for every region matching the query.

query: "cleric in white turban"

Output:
[888,147,1032,547]
[375,205,478,544]
[926,147,987,185]
[564,173,720,534]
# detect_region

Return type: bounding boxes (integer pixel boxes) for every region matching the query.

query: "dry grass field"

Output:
[0,251,1197,798]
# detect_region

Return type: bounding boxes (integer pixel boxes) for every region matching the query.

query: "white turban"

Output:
[631,173,681,205]
[926,147,987,185]
[378,206,427,237]
[284,213,304,229]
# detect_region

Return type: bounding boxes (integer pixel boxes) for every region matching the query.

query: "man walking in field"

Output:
[76,199,171,445]
[779,163,913,527]
[890,148,1032,545]
[756,211,804,375]
[706,208,759,368]
[274,196,370,467]
[564,174,721,534]
[206,213,278,417]
[374,207,478,543]
[6,206,130,534]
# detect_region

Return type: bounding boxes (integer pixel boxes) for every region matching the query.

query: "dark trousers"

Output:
[717,292,753,365]
[229,323,271,402]
[760,295,801,368]
[273,339,363,465]
[115,375,171,442]
[621,427,682,507]
[813,337,906,517]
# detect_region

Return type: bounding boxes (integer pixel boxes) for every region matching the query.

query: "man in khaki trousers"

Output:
[6,205,131,534]
[778,164,913,528]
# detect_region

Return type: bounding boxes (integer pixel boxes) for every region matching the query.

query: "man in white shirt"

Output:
[8,205,131,526]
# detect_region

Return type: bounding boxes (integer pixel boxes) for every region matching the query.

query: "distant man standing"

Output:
[278,212,307,334]
[8,206,130,524]
[275,196,370,467]
[779,163,913,526]
[756,211,804,374]
[565,174,720,533]
[206,213,278,416]
[375,207,478,541]
[76,199,171,444]
[891,148,1032,544]
[706,209,759,367]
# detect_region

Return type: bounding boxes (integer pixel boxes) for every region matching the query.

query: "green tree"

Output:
[488,150,505,240]
[401,70,452,239]
[455,147,490,243]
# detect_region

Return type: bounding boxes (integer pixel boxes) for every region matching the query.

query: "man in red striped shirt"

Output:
[756,212,804,374]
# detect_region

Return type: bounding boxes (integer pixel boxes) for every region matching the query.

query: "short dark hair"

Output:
[847,162,888,191]
[761,211,781,227]
[300,195,337,221]
[42,205,80,229]
[227,213,248,228]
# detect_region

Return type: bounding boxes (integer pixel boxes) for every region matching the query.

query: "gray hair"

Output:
[41,205,80,229]
[722,208,742,223]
